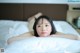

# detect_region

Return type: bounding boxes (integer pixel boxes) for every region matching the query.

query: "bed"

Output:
[0,20,80,53]
[0,4,80,53]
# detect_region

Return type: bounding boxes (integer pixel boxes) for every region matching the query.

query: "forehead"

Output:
[38,18,50,24]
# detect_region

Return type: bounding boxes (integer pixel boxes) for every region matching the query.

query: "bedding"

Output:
[5,37,80,53]
[0,20,80,52]
[53,21,80,36]
[0,20,29,48]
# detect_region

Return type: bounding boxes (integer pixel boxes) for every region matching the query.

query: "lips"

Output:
[41,32,47,34]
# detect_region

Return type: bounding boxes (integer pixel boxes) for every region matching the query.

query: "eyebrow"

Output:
[37,23,49,25]
[37,18,49,25]
[37,18,43,25]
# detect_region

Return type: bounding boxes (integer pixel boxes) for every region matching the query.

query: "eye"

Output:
[45,25,48,27]
[38,25,41,27]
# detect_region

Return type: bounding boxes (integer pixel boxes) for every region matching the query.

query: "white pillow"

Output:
[0,20,14,28]
[53,21,79,36]
[0,35,6,48]
[0,27,11,48]
[5,23,29,40]
[0,20,14,40]
[53,21,63,32]
[9,24,29,37]
[0,20,29,47]
[5,37,80,53]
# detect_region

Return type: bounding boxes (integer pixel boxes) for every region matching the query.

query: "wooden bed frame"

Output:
[0,3,68,21]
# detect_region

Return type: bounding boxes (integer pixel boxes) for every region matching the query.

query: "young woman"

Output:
[7,15,80,44]
[33,16,79,38]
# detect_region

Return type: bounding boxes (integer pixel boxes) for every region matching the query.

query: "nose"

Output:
[42,25,46,31]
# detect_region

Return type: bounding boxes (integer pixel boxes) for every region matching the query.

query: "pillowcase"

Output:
[0,20,29,47]
[53,21,63,32]
[5,37,80,53]
[0,20,29,40]
[0,27,13,48]
[0,32,7,48]
[5,22,29,40]
[9,24,29,37]
[0,20,14,28]
[53,21,79,36]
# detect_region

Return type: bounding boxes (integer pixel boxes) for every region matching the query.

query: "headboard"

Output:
[0,3,68,21]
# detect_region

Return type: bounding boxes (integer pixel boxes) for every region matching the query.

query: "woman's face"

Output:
[36,18,52,37]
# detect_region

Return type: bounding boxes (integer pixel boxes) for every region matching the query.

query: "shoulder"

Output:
[7,31,35,44]
[51,32,78,40]
[55,32,65,35]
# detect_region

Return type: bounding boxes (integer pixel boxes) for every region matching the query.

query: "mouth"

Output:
[41,32,47,34]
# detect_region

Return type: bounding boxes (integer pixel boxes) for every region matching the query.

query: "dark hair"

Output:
[33,15,56,37]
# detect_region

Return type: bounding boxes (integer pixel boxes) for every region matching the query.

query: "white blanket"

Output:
[5,37,80,53]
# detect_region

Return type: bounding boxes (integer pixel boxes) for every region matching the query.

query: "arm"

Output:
[7,31,34,45]
[51,32,79,40]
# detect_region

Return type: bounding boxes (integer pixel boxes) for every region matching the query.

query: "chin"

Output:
[41,34,49,37]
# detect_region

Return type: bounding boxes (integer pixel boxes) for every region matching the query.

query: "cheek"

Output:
[49,27,52,31]
[44,21,52,34]
[46,26,52,35]
[36,27,41,34]
[47,25,52,30]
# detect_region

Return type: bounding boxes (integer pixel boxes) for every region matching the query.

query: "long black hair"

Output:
[33,15,56,37]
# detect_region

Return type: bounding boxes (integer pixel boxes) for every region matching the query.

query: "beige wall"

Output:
[67,4,80,24]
